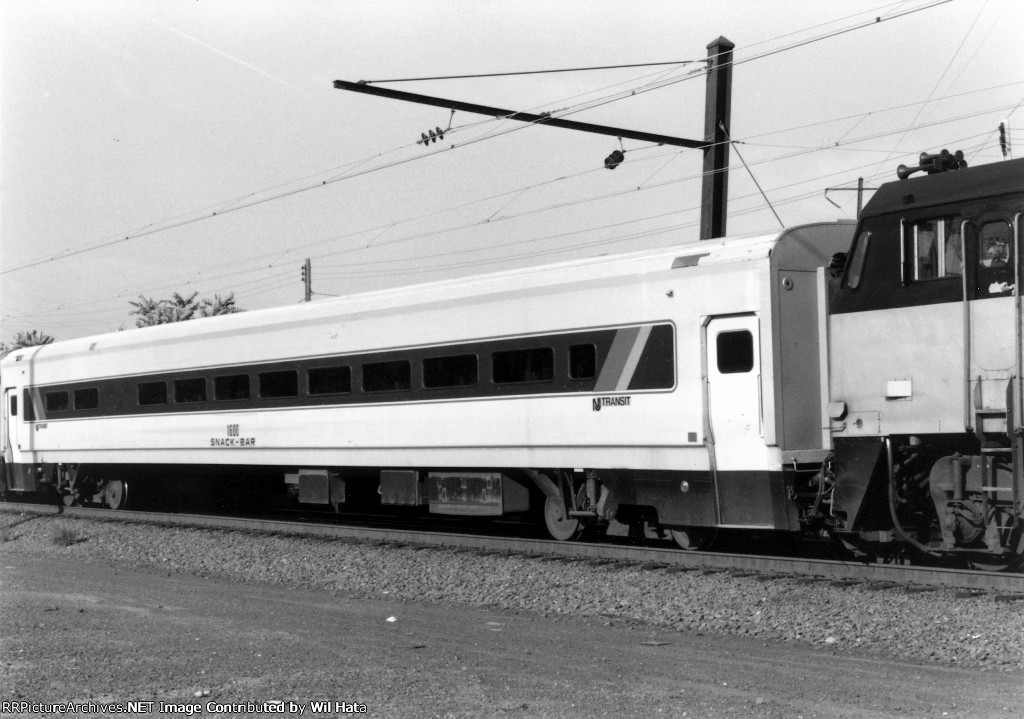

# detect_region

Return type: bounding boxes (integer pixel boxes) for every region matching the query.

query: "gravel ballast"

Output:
[3,513,1023,673]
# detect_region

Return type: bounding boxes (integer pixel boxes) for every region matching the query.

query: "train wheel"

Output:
[670,527,714,551]
[544,495,583,541]
[104,479,128,510]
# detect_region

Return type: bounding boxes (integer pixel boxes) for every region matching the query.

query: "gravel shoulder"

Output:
[0,513,1022,718]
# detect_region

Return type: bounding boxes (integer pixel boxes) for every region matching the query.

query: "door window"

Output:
[716,330,754,374]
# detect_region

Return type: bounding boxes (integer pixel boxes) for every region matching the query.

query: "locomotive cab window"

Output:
[9,394,17,417]
[716,331,754,374]
[978,221,1012,270]
[905,218,961,281]
[423,354,477,389]
[259,370,298,398]
[214,374,250,401]
[308,366,351,395]
[73,388,99,411]
[569,344,597,380]
[976,219,1015,296]
[174,378,207,404]
[362,360,411,393]
[845,230,870,289]
[44,390,69,412]
[492,347,554,384]
[138,381,168,406]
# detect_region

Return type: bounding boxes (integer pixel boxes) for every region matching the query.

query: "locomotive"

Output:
[825,152,1023,563]
[1,153,1021,563]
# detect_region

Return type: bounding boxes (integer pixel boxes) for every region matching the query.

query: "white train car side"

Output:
[1,222,853,543]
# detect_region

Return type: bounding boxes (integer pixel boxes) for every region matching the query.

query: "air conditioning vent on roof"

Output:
[672,253,710,269]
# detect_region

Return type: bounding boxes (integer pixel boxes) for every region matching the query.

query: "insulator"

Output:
[436,126,445,141]
[604,150,625,170]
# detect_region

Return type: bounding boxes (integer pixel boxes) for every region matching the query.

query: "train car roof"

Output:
[2,222,852,366]
[861,157,1024,218]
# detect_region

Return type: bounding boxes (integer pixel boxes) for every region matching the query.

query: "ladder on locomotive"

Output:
[963,212,1024,540]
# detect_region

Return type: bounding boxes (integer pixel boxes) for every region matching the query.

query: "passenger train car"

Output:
[2,154,1021,562]
[1,220,854,547]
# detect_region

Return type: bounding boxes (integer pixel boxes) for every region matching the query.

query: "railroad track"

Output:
[3,502,1023,594]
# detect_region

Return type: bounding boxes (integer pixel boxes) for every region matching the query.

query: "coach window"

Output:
[362,360,411,393]
[569,344,597,380]
[492,347,554,384]
[138,381,168,406]
[716,331,754,374]
[44,390,69,413]
[259,370,298,398]
[74,388,99,411]
[22,389,35,421]
[174,378,207,404]
[423,354,478,389]
[308,366,351,395]
[214,374,250,401]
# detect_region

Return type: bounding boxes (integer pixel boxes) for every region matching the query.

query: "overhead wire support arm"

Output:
[332,80,710,150]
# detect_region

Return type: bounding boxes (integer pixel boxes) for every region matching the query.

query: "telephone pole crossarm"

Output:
[332,80,710,150]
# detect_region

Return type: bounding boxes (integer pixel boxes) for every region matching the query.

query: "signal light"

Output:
[604,149,625,170]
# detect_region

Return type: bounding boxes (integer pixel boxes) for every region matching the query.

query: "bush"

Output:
[51,522,78,547]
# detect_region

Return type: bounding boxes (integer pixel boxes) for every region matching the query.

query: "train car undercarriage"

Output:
[1,460,742,551]
[827,431,1024,568]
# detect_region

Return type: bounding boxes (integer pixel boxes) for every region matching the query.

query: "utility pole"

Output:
[824,177,877,219]
[301,258,312,302]
[700,36,734,240]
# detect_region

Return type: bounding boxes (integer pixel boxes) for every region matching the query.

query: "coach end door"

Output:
[703,314,770,526]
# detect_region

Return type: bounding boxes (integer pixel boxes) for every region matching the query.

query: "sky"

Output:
[1,0,1021,344]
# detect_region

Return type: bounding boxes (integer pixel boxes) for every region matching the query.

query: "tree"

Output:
[199,293,241,318]
[0,329,55,352]
[129,292,243,327]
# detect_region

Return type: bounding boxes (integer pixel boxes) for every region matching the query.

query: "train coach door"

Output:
[703,315,764,521]
[2,388,15,478]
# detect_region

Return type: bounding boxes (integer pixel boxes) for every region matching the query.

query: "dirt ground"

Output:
[0,550,1020,719]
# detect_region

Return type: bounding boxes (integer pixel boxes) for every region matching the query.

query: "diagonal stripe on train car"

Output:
[616,324,652,392]
[593,325,652,393]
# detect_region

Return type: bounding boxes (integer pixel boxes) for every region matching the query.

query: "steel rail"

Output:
[3,503,1022,593]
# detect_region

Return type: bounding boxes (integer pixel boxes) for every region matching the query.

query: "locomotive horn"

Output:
[896,163,921,180]
[896,149,967,179]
